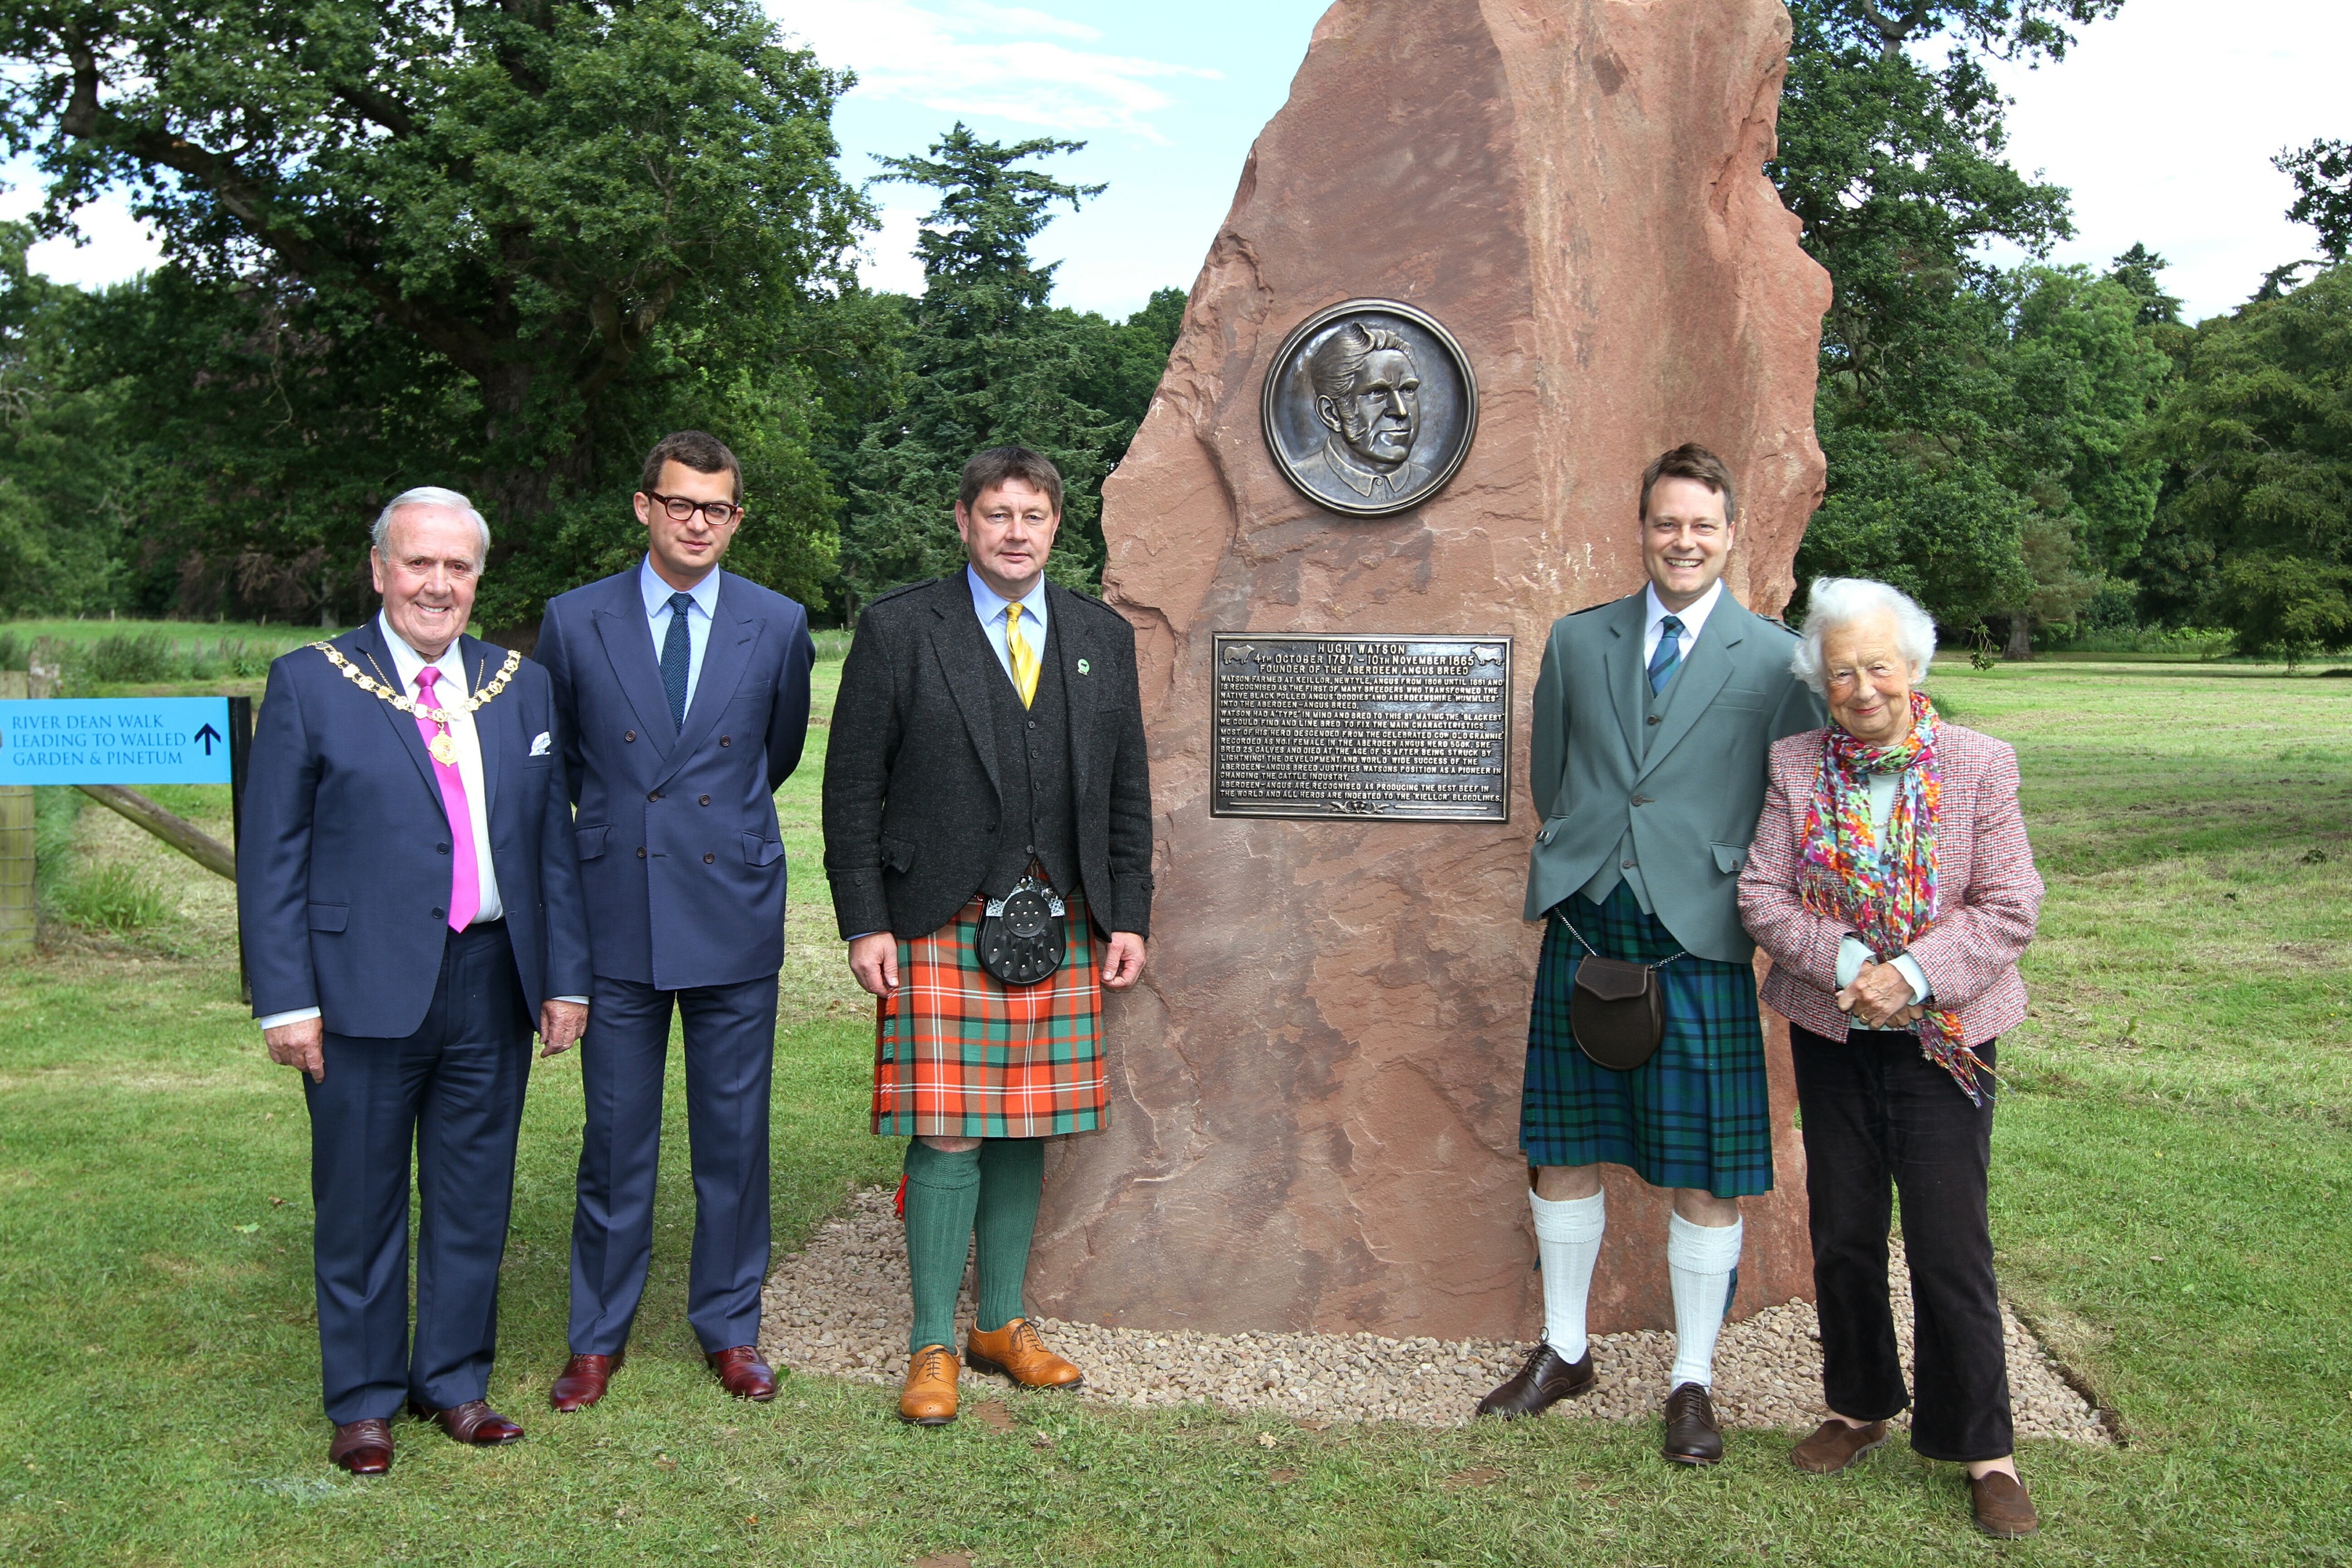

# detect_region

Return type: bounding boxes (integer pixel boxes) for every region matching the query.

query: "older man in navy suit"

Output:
[240,486,592,1477]
[536,431,816,1409]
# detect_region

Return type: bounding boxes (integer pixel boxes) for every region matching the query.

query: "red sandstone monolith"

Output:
[1031,0,1832,1339]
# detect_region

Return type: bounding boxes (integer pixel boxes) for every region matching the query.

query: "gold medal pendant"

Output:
[428,731,459,767]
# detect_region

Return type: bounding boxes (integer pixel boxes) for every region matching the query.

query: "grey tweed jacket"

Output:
[1522,588,1825,963]
[821,573,1153,942]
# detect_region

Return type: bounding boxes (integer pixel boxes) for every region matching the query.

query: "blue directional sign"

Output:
[0,698,235,785]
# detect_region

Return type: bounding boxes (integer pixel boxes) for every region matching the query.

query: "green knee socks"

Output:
[901,1137,1048,1352]
[974,1137,1045,1334]
[902,1140,980,1353]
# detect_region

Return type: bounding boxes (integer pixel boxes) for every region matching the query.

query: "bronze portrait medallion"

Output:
[1260,299,1478,518]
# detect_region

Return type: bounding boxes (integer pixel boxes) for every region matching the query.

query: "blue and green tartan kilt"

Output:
[1521,881,1774,1196]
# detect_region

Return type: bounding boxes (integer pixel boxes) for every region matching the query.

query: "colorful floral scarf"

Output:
[1797,690,1986,1103]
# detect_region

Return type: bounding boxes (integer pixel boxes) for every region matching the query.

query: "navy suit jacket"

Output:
[238,621,593,1038]
[536,565,815,989]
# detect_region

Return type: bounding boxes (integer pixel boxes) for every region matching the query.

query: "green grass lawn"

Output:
[1,658,2347,1565]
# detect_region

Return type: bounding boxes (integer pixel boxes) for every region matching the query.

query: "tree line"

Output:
[0,1,2343,658]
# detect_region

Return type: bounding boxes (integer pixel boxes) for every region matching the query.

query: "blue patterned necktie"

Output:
[661,590,694,728]
[1648,614,1685,695]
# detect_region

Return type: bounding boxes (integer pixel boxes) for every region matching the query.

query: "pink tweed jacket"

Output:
[1738,720,2043,1048]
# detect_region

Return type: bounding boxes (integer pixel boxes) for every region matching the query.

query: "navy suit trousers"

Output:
[568,973,778,1355]
[304,920,531,1424]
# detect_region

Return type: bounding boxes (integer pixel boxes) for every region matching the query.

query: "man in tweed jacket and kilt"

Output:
[1475,446,1825,1465]
[822,446,1152,1426]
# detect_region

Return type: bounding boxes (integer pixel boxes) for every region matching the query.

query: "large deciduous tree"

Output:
[0,223,128,616]
[2277,139,2352,265]
[1773,0,2170,651]
[0,0,869,626]
[2141,266,2352,659]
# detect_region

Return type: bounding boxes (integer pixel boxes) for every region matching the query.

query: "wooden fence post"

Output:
[0,670,32,956]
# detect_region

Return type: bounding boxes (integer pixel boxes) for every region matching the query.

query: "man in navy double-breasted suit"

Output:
[535,431,816,1409]
[240,487,592,1476]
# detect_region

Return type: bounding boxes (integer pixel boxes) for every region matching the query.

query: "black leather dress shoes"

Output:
[1475,1342,1597,1418]
[1662,1381,1723,1465]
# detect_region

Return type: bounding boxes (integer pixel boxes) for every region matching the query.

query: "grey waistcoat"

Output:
[982,618,1083,903]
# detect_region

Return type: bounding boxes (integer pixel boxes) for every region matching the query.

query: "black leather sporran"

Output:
[978,874,1066,987]
[1556,909,1685,1071]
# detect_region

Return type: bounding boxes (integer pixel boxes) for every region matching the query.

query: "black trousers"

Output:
[1789,1023,2012,1463]
[568,972,778,1356]
[304,920,531,1424]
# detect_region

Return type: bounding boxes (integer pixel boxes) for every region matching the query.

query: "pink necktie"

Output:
[412,667,481,931]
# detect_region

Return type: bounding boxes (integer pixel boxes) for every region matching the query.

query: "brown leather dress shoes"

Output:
[965,1319,1084,1390]
[1970,1470,2040,1538]
[1475,1342,1596,1418]
[551,1351,622,1412]
[328,1417,393,1475]
[1790,1417,1890,1474]
[410,1399,526,1445]
[1661,1381,1723,1465]
[900,1344,961,1425]
[706,1345,777,1401]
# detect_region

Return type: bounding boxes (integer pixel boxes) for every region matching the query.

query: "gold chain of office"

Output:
[311,642,521,765]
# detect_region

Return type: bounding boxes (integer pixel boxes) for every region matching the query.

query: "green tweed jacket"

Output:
[1522,588,1826,963]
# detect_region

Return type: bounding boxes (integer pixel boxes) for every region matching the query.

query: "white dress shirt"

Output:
[642,555,721,719]
[256,613,508,1032]
[1642,577,1724,669]
[1833,767,1935,1008]
[965,564,1048,685]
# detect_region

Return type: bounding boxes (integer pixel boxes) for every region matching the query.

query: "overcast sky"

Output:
[7,0,2344,326]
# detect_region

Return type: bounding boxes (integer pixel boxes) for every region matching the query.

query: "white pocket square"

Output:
[530,731,552,756]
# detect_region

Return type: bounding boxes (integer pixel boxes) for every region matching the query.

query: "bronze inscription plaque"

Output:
[1212,633,1512,821]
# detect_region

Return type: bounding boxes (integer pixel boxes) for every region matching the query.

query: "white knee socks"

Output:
[1667,1211,1744,1389]
[1530,1189,1606,1363]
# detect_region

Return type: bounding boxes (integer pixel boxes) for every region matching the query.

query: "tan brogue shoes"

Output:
[965,1318,1084,1391]
[901,1344,961,1424]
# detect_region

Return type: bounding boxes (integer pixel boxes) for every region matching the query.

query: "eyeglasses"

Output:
[646,490,743,526]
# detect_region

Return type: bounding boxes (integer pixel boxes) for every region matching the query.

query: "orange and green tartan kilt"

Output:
[872,893,1106,1139]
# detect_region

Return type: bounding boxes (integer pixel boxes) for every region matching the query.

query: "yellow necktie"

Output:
[1005,603,1040,709]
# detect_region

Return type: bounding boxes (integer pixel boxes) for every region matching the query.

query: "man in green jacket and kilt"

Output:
[1475,445,1825,1465]
[822,446,1153,1426]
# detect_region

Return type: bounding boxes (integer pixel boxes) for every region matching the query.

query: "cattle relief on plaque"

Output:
[1260,299,1478,518]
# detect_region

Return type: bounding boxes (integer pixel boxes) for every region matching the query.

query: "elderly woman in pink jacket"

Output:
[1738,578,2044,1540]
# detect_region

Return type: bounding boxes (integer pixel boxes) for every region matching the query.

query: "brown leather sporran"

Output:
[1556,909,1685,1071]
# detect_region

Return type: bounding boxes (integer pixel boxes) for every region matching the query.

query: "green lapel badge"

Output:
[1077,658,1090,674]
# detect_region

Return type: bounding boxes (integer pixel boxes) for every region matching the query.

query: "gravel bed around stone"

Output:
[761,1185,2107,1440]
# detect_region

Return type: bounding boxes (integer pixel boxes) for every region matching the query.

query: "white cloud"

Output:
[0,166,163,291]
[1969,0,2352,320]
[857,200,930,295]
[948,2,1101,41]
[771,0,1220,146]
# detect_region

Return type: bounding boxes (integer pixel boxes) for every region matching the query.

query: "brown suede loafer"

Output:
[410,1399,525,1446]
[1791,1418,1890,1474]
[1662,1381,1723,1466]
[900,1344,960,1425]
[327,1417,393,1475]
[966,1318,1084,1390]
[706,1346,777,1401]
[1475,1342,1597,1418]
[1970,1471,2040,1538]
[551,1351,623,1413]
